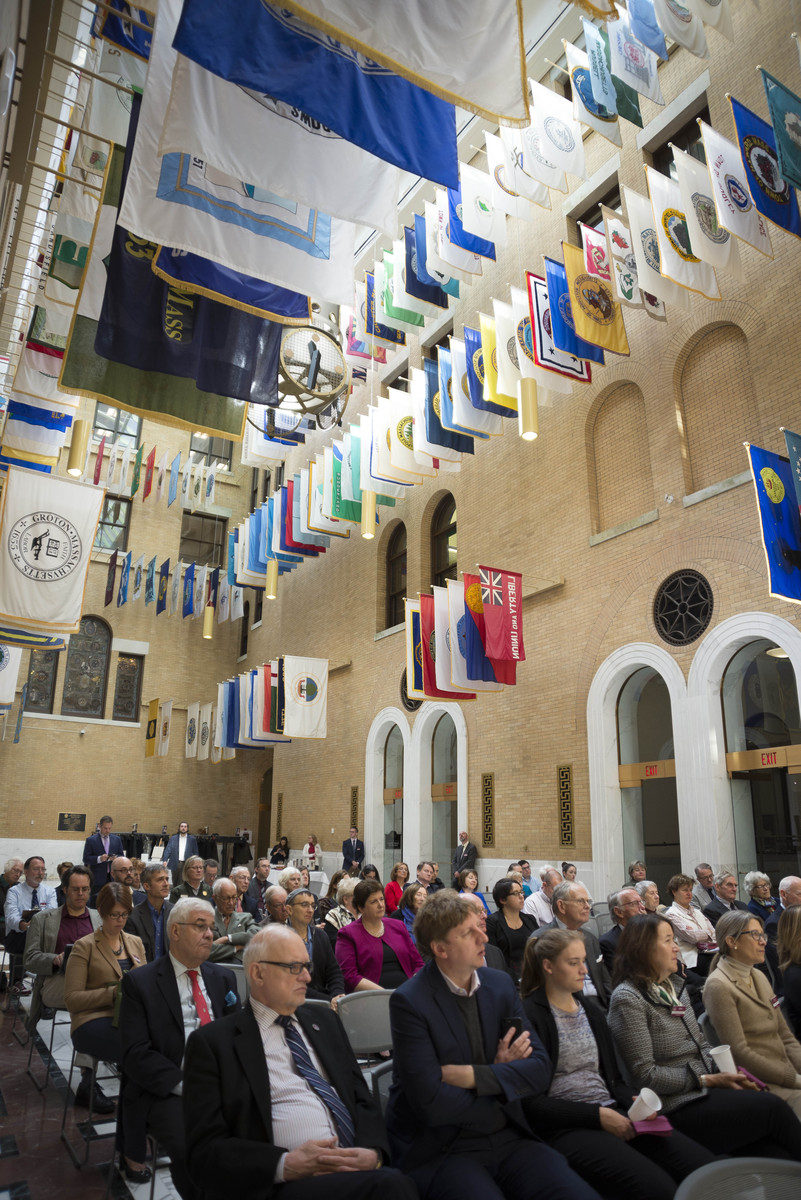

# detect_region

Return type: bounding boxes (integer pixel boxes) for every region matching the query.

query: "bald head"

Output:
[779,876,801,908]
[244,925,310,1014]
[461,890,488,931]
[110,857,134,887]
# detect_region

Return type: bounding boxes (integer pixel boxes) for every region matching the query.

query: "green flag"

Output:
[130,443,144,497]
[600,29,643,128]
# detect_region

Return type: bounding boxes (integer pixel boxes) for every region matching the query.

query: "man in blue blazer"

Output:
[161,822,200,884]
[341,825,365,872]
[82,815,125,895]
[386,891,602,1200]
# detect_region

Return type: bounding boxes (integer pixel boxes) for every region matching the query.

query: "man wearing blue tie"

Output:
[82,815,125,897]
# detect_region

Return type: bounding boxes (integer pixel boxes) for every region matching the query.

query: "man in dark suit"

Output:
[182,925,416,1200]
[386,891,602,1200]
[529,882,612,1008]
[82,815,125,895]
[161,822,200,885]
[126,863,174,962]
[764,876,801,989]
[703,871,750,928]
[598,887,645,973]
[451,831,477,884]
[120,896,241,1200]
[247,857,272,921]
[341,826,365,873]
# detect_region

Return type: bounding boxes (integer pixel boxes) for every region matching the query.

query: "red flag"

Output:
[478,565,526,662]
[142,446,157,500]
[419,592,468,699]
[463,573,516,685]
[104,550,118,607]
[93,435,106,486]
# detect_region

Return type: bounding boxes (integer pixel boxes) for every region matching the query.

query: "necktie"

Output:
[187,969,212,1026]
[31,888,39,908]
[276,1015,355,1146]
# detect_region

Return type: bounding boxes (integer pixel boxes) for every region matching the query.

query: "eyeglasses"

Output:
[567,899,592,908]
[257,960,311,975]
[107,911,129,921]
[737,930,768,943]
[175,921,215,933]
[508,889,524,897]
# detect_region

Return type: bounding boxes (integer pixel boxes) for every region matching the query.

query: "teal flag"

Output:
[600,30,642,127]
[761,69,801,191]
[747,443,801,604]
[783,429,801,515]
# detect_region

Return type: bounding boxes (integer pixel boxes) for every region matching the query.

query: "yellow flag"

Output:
[145,698,159,758]
[562,241,630,357]
[478,313,516,412]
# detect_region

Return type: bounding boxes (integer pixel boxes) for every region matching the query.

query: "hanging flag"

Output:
[438,349,488,443]
[0,401,72,464]
[477,313,516,413]
[509,105,567,192]
[117,551,132,607]
[449,339,503,437]
[528,79,586,180]
[420,591,474,700]
[463,573,515,685]
[191,462,205,510]
[155,450,168,502]
[142,446,156,500]
[478,566,526,662]
[423,356,475,456]
[193,564,208,618]
[130,444,144,499]
[216,573,230,623]
[12,346,79,414]
[697,121,772,256]
[458,164,507,249]
[186,702,199,758]
[562,241,631,357]
[106,442,119,492]
[526,272,595,382]
[180,465,191,509]
[446,578,503,693]
[196,702,212,761]
[93,0,153,60]
[279,655,328,738]
[627,0,668,58]
[598,30,643,128]
[151,244,305,325]
[672,145,744,280]
[747,444,801,604]
[495,126,551,211]
[104,550,118,608]
[583,19,617,112]
[116,446,132,497]
[156,558,169,615]
[172,0,460,188]
[760,69,801,193]
[204,463,216,508]
[565,42,622,146]
[434,191,483,277]
[132,554,145,601]
[158,699,173,757]
[543,258,604,366]
[493,298,526,404]
[607,8,664,102]
[653,0,708,57]
[483,135,539,223]
[404,597,426,700]
[645,165,721,299]
[413,213,460,299]
[447,184,496,260]
[580,222,613,283]
[167,453,180,507]
[402,226,450,313]
[231,585,244,622]
[0,644,23,710]
[463,326,511,419]
[145,697,159,757]
[78,39,147,173]
[0,468,104,634]
[364,272,406,349]
[93,435,106,486]
[783,429,801,515]
[623,186,690,308]
[687,0,733,39]
[144,555,156,605]
[730,96,801,239]
[431,585,476,696]
[602,205,643,308]
[182,563,196,618]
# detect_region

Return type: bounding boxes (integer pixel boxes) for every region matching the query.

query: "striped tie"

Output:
[275,1015,355,1147]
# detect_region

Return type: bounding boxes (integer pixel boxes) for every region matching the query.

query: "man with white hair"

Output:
[209,878,256,961]
[702,870,749,928]
[598,888,645,972]
[278,866,302,894]
[765,876,801,986]
[183,925,415,1200]
[522,866,562,927]
[230,865,259,917]
[529,881,612,1009]
[120,897,241,1200]
[264,886,289,925]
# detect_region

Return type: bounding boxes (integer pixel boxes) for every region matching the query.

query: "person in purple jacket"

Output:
[335,878,424,992]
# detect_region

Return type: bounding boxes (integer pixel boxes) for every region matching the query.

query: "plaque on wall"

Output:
[58,812,86,832]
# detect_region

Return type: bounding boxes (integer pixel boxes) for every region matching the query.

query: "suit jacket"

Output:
[120,954,240,1107]
[183,1002,389,1200]
[691,881,715,910]
[703,896,749,928]
[161,833,200,874]
[702,959,801,1089]
[82,831,126,890]
[598,922,622,974]
[451,841,477,880]
[307,926,345,1000]
[386,962,550,1186]
[335,916,424,991]
[169,880,213,905]
[341,837,365,870]
[125,898,174,963]
[530,919,612,1008]
[239,892,260,919]
[64,927,146,1031]
[209,910,256,962]
[23,905,102,1026]
[247,876,271,919]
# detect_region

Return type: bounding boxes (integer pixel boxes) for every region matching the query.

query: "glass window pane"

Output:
[92,403,140,450]
[432,714,457,784]
[94,496,131,552]
[61,616,112,718]
[112,654,144,722]
[24,649,60,714]
[179,513,227,567]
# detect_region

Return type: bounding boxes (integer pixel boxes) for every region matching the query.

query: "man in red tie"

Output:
[119,897,241,1200]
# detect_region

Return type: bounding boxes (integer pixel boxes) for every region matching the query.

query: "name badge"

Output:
[770,996,781,1008]
[698,942,718,954]
[671,1004,687,1017]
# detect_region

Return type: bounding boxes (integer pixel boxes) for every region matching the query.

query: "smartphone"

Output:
[500,1017,523,1041]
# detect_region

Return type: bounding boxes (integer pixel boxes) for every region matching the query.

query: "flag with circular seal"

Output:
[730,95,801,239]
[561,242,630,357]
[278,655,328,738]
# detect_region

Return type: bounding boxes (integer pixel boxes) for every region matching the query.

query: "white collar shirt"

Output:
[437,966,481,998]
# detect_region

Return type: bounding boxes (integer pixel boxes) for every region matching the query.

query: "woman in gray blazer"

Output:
[608,914,801,1160]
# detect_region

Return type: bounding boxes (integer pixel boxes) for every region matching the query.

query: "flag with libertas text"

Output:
[478,567,526,662]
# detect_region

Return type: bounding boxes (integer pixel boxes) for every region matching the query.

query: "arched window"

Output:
[24,649,60,714]
[383,725,404,879]
[385,523,407,629]
[431,713,458,874]
[239,599,250,659]
[431,495,457,589]
[590,383,653,533]
[60,616,112,718]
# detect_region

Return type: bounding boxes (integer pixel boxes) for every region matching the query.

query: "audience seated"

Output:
[623,861,648,890]
[635,880,662,914]
[230,866,260,917]
[663,873,718,980]
[386,890,603,1200]
[278,866,302,895]
[209,878,256,961]
[599,888,646,973]
[323,876,358,949]
[125,863,174,962]
[778,906,801,1041]
[703,910,801,1118]
[247,857,272,922]
[396,882,428,942]
[202,859,219,890]
[170,856,213,905]
[522,867,562,927]
[359,864,382,885]
[318,870,347,922]
[23,864,100,1032]
[384,863,410,916]
[745,870,778,918]
[4,855,58,989]
[529,882,612,1009]
[285,887,345,1004]
[335,879,423,993]
[429,862,446,893]
[691,864,715,911]
[460,891,510,975]
[120,897,240,1200]
[520,929,714,1200]
[264,886,289,925]
[182,925,416,1200]
[766,876,801,943]
[487,879,538,984]
[607,913,801,1159]
[561,863,577,884]
[703,871,749,927]
[458,868,490,914]
[415,861,436,894]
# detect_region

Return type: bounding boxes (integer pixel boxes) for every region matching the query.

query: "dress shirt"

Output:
[169,952,212,1092]
[102,835,110,855]
[4,880,58,933]
[438,966,481,998]
[55,910,94,955]
[250,997,338,1182]
[178,834,187,861]
[148,900,167,958]
[522,890,553,926]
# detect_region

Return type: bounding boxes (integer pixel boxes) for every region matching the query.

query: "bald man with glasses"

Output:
[183,925,416,1200]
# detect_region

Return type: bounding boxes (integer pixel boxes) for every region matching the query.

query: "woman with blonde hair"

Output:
[778,905,801,1040]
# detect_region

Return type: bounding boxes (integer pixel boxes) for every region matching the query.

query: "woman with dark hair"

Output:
[335,878,423,992]
[562,863,578,883]
[623,861,648,889]
[317,869,347,921]
[458,867,490,914]
[703,910,801,1117]
[608,913,801,1160]
[520,929,714,1200]
[662,873,717,979]
[359,863,382,885]
[269,836,290,866]
[384,862,409,915]
[397,882,428,943]
[779,906,801,1040]
[486,877,538,984]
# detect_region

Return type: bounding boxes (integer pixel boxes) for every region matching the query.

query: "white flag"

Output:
[673,145,744,281]
[191,462,204,510]
[602,206,643,308]
[520,279,587,390]
[170,563,182,616]
[79,42,146,171]
[13,346,80,412]
[217,575,231,623]
[116,446,132,496]
[645,166,720,299]
[281,656,328,739]
[197,702,212,761]
[118,0,355,305]
[697,121,772,257]
[492,299,522,400]
[449,338,504,437]
[210,701,222,764]
[181,464,191,509]
[446,579,502,692]
[483,134,539,222]
[528,80,586,180]
[512,116,567,192]
[0,644,22,708]
[433,585,472,694]
[384,390,435,478]
[607,9,664,104]
[186,702,199,758]
[435,191,483,277]
[565,43,622,146]
[687,0,733,39]
[132,554,145,601]
[458,163,507,247]
[496,127,551,211]
[193,565,207,619]
[583,19,618,112]
[155,451,168,502]
[653,0,708,57]
[623,187,692,308]
[158,700,173,757]
[0,468,104,634]
[231,586,244,622]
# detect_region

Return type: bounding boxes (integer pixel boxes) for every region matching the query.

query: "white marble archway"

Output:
[406,701,468,867]
[363,707,411,870]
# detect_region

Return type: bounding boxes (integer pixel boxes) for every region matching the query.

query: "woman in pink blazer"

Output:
[335,878,424,992]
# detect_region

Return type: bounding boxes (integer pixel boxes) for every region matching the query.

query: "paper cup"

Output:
[709,1044,736,1074]
[628,1087,662,1121]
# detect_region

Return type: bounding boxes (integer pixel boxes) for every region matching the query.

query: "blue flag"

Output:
[266,498,301,568]
[144,555,156,605]
[227,532,237,585]
[747,444,801,604]
[117,551,132,607]
[423,357,474,456]
[226,679,238,747]
[463,592,499,684]
[438,347,488,439]
[209,567,220,609]
[183,563,196,618]
[760,69,801,192]
[730,97,801,238]
[403,226,449,310]
[410,606,424,695]
[157,558,169,615]
[544,257,605,364]
[364,272,405,347]
[153,246,311,323]
[446,186,496,260]
[413,214,460,298]
[168,453,180,507]
[463,326,517,419]
[628,0,667,60]
[173,0,458,187]
[93,0,153,61]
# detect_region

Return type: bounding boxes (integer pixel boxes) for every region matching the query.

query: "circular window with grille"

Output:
[653,570,713,647]
[400,669,422,713]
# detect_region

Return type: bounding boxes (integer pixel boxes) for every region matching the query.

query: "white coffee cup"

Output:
[627,1087,662,1121]
[709,1044,736,1074]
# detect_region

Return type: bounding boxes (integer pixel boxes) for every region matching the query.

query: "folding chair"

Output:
[60,1047,119,1168]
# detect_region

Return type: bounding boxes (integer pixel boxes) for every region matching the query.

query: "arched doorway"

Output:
[382,724,404,880]
[431,713,458,874]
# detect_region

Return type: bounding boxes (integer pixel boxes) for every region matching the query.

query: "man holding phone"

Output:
[4,855,58,991]
[387,891,603,1200]
[82,815,125,898]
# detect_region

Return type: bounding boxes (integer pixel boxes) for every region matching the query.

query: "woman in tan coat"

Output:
[64,882,149,1182]
[703,909,801,1118]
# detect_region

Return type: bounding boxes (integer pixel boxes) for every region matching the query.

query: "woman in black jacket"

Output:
[520,929,714,1200]
[485,877,538,984]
